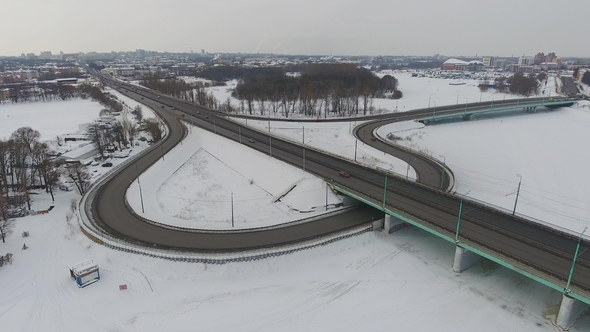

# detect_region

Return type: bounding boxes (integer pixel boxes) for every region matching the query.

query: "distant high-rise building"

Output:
[534,52,545,65]
[482,56,495,67]
[518,56,534,66]
[545,52,557,63]
[39,51,52,59]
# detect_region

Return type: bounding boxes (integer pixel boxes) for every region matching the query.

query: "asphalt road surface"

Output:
[91,80,588,295]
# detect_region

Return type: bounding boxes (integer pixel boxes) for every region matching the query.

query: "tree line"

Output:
[232,64,400,117]
[482,72,540,96]
[0,82,164,237]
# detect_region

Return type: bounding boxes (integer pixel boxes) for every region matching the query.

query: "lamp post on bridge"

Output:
[464,97,468,117]
[428,94,433,109]
[512,174,522,215]
[432,101,437,120]
[565,227,587,294]
[439,154,446,189]
[382,165,394,209]
[455,190,471,242]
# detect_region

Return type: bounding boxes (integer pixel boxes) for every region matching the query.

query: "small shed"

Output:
[69,260,100,288]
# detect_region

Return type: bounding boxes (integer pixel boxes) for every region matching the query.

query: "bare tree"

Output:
[88,123,113,157]
[11,127,40,154]
[131,105,143,122]
[64,163,90,195]
[0,195,15,243]
[141,118,164,142]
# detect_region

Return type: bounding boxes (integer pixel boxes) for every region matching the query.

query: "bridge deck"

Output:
[416,99,575,123]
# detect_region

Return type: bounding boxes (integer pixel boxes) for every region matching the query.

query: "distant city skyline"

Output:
[2,0,589,58]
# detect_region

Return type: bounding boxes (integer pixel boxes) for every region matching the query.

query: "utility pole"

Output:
[135,162,145,213]
[382,167,393,209]
[303,147,306,171]
[455,191,470,242]
[231,193,234,228]
[565,227,587,293]
[439,155,445,189]
[325,184,329,211]
[512,174,522,215]
[354,140,358,162]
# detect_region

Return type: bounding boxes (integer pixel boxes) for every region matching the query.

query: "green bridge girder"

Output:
[331,184,590,306]
[416,99,576,123]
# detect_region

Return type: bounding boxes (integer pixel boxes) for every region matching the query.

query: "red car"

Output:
[371,137,377,141]
[338,170,350,178]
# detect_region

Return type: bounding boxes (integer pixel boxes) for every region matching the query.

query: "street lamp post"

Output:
[231,193,234,228]
[512,174,522,215]
[565,227,588,293]
[439,155,446,189]
[135,162,145,214]
[464,97,468,116]
[302,125,306,171]
[432,101,437,120]
[428,95,433,108]
[455,190,471,242]
[383,166,394,209]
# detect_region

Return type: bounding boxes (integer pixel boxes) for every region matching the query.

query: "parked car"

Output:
[101,162,113,167]
[338,170,350,178]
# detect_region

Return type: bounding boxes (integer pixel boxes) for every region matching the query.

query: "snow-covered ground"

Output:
[0,99,104,140]
[377,101,590,235]
[199,71,559,117]
[126,124,343,230]
[3,189,586,331]
[1,77,589,330]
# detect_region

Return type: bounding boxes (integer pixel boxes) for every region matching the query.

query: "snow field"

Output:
[126,124,344,230]
[378,101,590,234]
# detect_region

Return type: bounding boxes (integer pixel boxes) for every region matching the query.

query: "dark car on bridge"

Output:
[338,170,350,178]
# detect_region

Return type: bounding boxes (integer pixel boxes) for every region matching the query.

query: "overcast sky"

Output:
[2,0,588,57]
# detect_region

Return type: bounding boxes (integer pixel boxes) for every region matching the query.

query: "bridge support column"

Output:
[372,217,384,231]
[556,294,588,329]
[383,214,407,234]
[452,246,481,273]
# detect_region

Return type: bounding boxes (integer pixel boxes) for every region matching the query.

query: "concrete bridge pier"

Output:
[556,294,588,329]
[452,246,481,272]
[383,214,407,234]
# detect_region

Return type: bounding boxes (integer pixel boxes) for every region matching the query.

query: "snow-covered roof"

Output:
[468,60,484,65]
[443,58,468,65]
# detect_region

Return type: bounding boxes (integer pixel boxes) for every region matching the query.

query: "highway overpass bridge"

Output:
[95,79,586,328]
[415,97,575,124]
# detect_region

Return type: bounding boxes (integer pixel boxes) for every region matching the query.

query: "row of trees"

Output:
[139,65,402,118]
[140,75,220,110]
[482,72,540,96]
[232,64,400,117]
[0,83,80,104]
